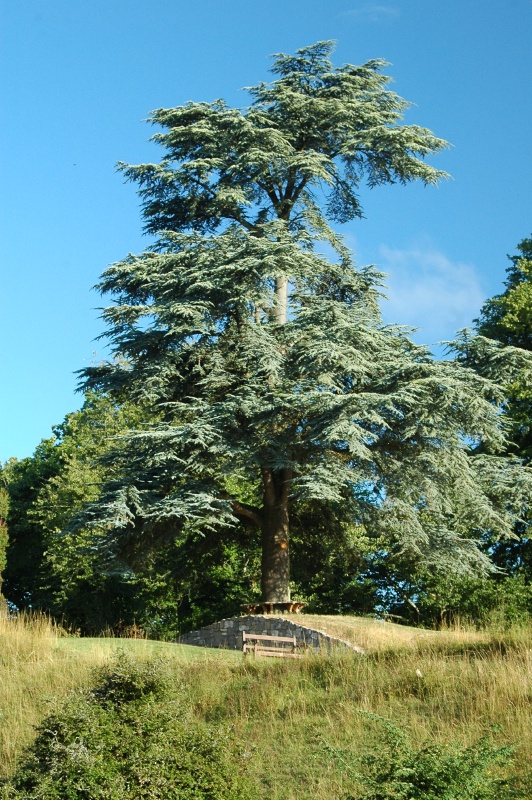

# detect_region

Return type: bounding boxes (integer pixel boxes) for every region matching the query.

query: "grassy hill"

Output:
[271,612,504,652]
[1,613,531,798]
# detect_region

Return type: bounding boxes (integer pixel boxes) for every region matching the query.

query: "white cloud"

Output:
[377,244,485,347]
[340,5,400,22]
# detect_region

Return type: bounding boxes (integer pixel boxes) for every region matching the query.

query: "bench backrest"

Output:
[242,631,300,658]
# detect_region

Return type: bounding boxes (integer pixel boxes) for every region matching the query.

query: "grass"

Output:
[179,624,532,798]
[0,613,237,780]
[274,612,500,653]
[1,612,531,797]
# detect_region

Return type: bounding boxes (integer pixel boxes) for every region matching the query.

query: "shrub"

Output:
[90,650,171,706]
[1,654,256,800]
[332,713,518,800]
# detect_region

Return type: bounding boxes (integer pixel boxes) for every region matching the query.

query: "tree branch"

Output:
[231,499,262,528]
[256,179,280,208]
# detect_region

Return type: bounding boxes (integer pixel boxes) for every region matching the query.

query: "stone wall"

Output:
[178,615,364,654]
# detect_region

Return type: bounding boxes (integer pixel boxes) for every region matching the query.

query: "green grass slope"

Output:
[270,612,500,652]
[1,614,531,798]
[0,615,237,779]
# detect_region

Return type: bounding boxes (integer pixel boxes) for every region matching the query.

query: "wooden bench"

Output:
[242,631,303,658]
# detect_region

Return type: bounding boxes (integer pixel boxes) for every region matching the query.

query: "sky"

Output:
[1,0,531,461]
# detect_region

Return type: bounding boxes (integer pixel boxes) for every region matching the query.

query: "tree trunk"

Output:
[273,277,288,325]
[260,467,291,603]
[260,271,290,601]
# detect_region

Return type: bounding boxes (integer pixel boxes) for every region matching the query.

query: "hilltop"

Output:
[1,614,531,797]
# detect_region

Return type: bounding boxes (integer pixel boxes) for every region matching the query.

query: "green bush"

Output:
[1,654,256,800]
[413,574,532,629]
[90,650,171,706]
[333,713,518,800]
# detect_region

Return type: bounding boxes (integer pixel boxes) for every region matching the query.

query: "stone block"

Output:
[178,614,363,655]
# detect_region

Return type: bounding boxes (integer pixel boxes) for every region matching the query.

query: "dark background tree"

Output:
[1,441,62,611]
[0,482,8,600]
[470,234,532,612]
[1,391,262,635]
[1,394,160,633]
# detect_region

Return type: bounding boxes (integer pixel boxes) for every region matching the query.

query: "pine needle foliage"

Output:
[475,236,532,464]
[79,42,532,603]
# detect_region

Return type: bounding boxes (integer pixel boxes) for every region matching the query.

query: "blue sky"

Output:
[1,0,531,461]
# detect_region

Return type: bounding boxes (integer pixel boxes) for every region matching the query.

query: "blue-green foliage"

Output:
[75,42,532,594]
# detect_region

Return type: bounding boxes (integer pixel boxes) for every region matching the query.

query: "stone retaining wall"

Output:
[178,615,364,654]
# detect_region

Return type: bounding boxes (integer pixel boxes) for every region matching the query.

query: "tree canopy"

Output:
[78,42,532,606]
[468,234,532,603]
[119,40,449,241]
[0,394,165,633]
[476,235,532,464]
[476,236,532,350]
[0,483,8,599]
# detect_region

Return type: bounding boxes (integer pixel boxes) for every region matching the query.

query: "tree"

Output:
[1,441,62,610]
[1,390,261,633]
[26,392,152,631]
[470,235,532,595]
[0,481,8,599]
[2,393,161,632]
[476,236,532,463]
[80,42,532,605]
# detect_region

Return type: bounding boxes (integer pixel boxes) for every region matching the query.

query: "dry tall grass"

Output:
[0,613,234,779]
[2,613,531,797]
[0,614,107,777]
[178,619,532,798]
[279,612,498,652]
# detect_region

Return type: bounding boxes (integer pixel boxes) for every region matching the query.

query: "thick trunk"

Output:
[260,468,291,603]
[261,273,290,602]
[261,499,290,603]
[273,277,288,325]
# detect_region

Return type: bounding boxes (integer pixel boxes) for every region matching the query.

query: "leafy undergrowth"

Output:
[0,613,236,780]
[1,653,254,800]
[1,615,532,798]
